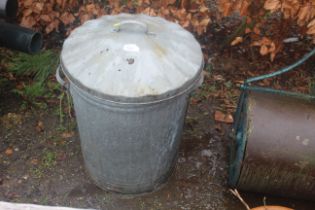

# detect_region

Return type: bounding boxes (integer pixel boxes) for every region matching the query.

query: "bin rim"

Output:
[59,59,204,105]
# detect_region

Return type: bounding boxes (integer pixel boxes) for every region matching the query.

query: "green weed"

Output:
[0,78,9,89]
[191,81,217,101]
[42,150,56,168]
[205,63,213,73]
[30,167,44,179]
[30,150,57,179]
[12,82,46,100]
[8,50,74,124]
[7,50,59,107]
[8,50,58,82]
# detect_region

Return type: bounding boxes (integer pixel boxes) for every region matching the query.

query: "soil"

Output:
[1,23,315,209]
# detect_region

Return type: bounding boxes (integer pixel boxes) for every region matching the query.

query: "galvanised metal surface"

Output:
[231,91,315,200]
[60,13,204,103]
[70,84,190,193]
[58,14,203,194]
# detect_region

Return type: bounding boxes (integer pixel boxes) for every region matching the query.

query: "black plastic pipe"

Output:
[0,0,18,18]
[0,21,43,53]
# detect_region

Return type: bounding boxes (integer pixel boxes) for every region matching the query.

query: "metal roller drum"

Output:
[230,90,315,200]
[230,48,315,200]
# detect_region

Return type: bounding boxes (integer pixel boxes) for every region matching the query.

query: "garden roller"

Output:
[229,48,315,200]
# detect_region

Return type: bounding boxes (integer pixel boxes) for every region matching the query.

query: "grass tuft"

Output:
[8,50,58,83]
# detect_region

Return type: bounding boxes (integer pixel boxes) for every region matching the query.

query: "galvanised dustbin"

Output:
[57,13,204,194]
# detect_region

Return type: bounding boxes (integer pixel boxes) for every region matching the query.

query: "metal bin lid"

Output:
[60,13,204,103]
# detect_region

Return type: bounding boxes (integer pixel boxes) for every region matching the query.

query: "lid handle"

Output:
[113,20,149,34]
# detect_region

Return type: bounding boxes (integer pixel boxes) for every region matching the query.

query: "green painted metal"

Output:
[230,48,315,197]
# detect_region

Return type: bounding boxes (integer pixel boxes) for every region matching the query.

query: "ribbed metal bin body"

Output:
[230,91,315,200]
[70,84,190,193]
[59,14,204,194]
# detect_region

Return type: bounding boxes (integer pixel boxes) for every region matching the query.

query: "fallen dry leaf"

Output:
[15,83,24,90]
[45,19,60,34]
[79,14,91,24]
[33,2,44,14]
[23,8,33,17]
[40,14,52,22]
[18,0,211,37]
[200,5,209,13]
[307,18,315,28]
[251,206,294,210]
[20,16,36,28]
[35,121,44,132]
[5,148,13,156]
[199,17,211,27]
[264,0,281,12]
[245,27,251,33]
[219,1,233,17]
[60,12,75,25]
[214,111,234,124]
[231,36,243,46]
[307,25,315,35]
[161,0,176,7]
[260,45,269,56]
[253,26,261,34]
[61,131,75,138]
[30,159,39,165]
[23,0,33,7]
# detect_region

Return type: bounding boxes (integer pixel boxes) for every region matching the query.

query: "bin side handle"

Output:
[56,65,69,89]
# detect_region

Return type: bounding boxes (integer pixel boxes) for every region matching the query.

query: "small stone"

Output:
[201,149,212,157]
